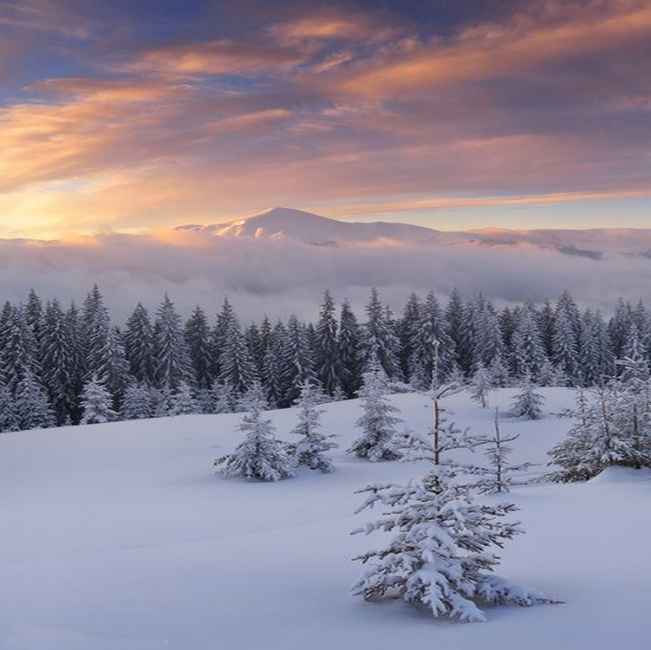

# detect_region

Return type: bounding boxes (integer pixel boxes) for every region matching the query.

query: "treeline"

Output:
[0,285,648,431]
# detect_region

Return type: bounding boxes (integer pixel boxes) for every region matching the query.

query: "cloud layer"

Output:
[1,229,650,322]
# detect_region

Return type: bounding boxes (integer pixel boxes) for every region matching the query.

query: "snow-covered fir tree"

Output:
[409,291,455,389]
[80,375,116,424]
[15,368,53,430]
[168,381,199,416]
[215,381,294,481]
[338,300,362,398]
[154,294,192,391]
[185,305,213,389]
[121,382,155,420]
[208,381,237,414]
[511,374,545,420]
[218,315,258,396]
[0,380,19,432]
[315,290,340,396]
[40,299,73,425]
[511,305,546,381]
[288,380,337,472]
[348,359,402,461]
[352,465,553,622]
[124,303,154,384]
[362,288,400,378]
[470,362,492,408]
[282,315,316,405]
[466,409,533,493]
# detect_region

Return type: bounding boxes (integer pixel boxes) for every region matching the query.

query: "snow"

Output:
[1,387,650,649]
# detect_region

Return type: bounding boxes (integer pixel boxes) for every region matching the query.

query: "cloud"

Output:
[1,231,651,323]
[122,39,305,78]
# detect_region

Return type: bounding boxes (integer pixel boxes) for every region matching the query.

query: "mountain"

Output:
[176,207,452,245]
[177,207,651,259]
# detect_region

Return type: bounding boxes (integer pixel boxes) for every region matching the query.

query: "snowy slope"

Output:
[1,388,650,650]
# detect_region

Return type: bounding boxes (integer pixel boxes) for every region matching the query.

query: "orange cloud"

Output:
[124,39,304,77]
[335,2,651,96]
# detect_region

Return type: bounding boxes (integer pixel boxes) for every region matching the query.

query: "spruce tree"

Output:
[40,299,72,425]
[169,381,199,416]
[121,382,155,420]
[289,380,337,472]
[15,368,53,430]
[338,300,362,398]
[218,316,258,396]
[470,362,492,408]
[0,380,19,432]
[352,466,553,622]
[315,290,340,396]
[215,382,294,481]
[511,375,545,420]
[124,303,154,384]
[511,305,546,381]
[348,361,402,461]
[467,409,533,493]
[154,294,192,391]
[282,315,316,405]
[362,288,400,378]
[185,306,213,389]
[410,291,455,389]
[80,376,116,424]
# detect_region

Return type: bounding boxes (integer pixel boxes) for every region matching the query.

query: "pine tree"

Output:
[124,303,154,384]
[0,305,39,393]
[511,305,546,381]
[470,362,492,408]
[315,290,340,396]
[121,382,155,420]
[262,321,289,407]
[82,285,111,383]
[210,298,236,379]
[185,306,213,389]
[168,381,199,416]
[352,466,553,622]
[409,291,455,389]
[218,315,258,396]
[446,289,473,375]
[24,289,44,349]
[548,382,651,482]
[398,293,421,382]
[40,299,72,425]
[209,381,237,414]
[215,382,294,481]
[0,380,19,432]
[15,368,53,430]
[511,375,545,420]
[106,327,130,411]
[338,300,362,398]
[362,288,400,378]
[282,315,315,406]
[467,409,533,493]
[552,309,579,386]
[488,354,510,387]
[289,380,337,472]
[348,361,402,461]
[80,376,116,424]
[154,294,192,391]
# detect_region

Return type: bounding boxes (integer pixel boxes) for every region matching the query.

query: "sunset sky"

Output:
[1,0,650,239]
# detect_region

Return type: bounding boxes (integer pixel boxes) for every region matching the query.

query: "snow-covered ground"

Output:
[1,388,649,650]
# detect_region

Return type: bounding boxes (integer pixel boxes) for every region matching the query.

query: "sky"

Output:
[1,0,650,240]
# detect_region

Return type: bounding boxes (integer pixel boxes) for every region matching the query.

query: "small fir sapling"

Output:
[466,408,534,494]
[348,359,402,462]
[470,362,493,408]
[215,381,294,481]
[80,375,116,425]
[511,374,545,420]
[288,380,337,472]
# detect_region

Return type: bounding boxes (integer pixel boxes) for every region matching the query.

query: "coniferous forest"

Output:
[0,284,648,433]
